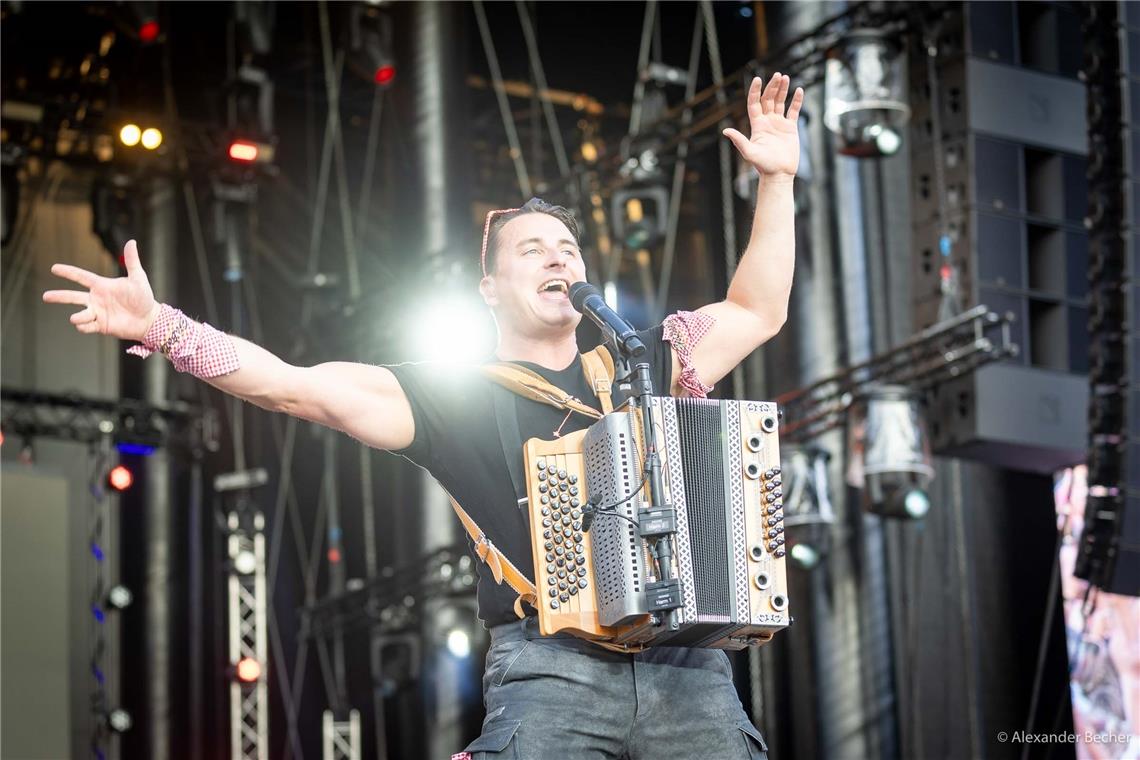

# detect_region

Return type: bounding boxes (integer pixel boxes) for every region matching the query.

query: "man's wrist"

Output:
[758,172,796,186]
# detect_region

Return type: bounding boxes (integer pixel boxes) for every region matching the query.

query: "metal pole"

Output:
[143,172,177,760]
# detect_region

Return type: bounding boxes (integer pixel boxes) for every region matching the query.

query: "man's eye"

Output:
[562,250,577,257]
[524,249,540,255]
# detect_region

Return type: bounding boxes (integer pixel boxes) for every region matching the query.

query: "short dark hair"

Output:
[482,197,580,275]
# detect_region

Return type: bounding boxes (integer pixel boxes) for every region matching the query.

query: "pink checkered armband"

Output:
[126,304,241,379]
[662,310,716,398]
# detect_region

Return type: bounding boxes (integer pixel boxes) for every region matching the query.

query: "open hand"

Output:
[42,239,160,342]
[722,72,804,179]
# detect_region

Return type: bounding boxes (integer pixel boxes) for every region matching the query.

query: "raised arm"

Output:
[667,72,802,394]
[43,240,415,451]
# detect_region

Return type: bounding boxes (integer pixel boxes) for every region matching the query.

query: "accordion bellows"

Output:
[523,397,790,650]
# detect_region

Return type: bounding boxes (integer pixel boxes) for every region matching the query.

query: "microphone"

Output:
[568,282,646,358]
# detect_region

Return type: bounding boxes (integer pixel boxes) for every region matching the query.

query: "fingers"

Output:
[76,320,102,335]
[69,308,96,325]
[42,289,89,306]
[760,71,781,114]
[775,75,791,115]
[122,239,143,278]
[786,87,805,122]
[722,128,751,157]
[746,75,763,120]
[50,263,98,288]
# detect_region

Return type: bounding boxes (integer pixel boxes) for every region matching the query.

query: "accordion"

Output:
[523,397,790,650]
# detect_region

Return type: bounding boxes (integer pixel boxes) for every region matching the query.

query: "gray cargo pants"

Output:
[459,616,769,760]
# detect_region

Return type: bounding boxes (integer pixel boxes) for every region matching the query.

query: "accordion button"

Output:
[558,570,567,579]
[539,471,548,481]
[578,579,588,589]
[548,576,557,585]
[540,496,550,505]
[767,528,778,538]
[561,504,571,514]
[573,533,583,542]
[556,558,565,568]
[559,593,569,602]
[558,469,568,479]
[775,547,786,557]
[543,530,552,539]
[570,499,580,508]
[550,600,560,609]
[555,547,565,556]
[544,541,554,550]
[547,563,556,573]
[571,509,581,518]
[572,521,582,530]
[537,459,547,470]
[560,493,570,503]
[541,507,550,516]
[543,518,552,528]
[766,494,776,504]
[549,588,558,597]
[546,552,555,562]
[569,486,579,496]
[559,481,568,492]
[777,536,785,544]
[559,580,568,590]
[575,551,585,562]
[538,483,548,494]
[548,465,558,475]
[554,534,564,545]
[566,563,576,573]
[568,585,578,596]
[569,474,578,484]
[767,517,777,526]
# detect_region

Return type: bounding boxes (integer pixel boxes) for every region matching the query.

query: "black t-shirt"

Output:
[386,326,673,628]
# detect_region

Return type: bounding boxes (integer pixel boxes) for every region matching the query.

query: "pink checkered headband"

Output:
[479,206,520,278]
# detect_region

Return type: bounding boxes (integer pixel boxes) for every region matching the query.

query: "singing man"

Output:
[44,72,802,759]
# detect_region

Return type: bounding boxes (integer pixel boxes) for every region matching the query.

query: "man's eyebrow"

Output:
[516,237,579,249]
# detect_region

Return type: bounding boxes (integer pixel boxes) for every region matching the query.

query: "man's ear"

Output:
[479,275,498,307]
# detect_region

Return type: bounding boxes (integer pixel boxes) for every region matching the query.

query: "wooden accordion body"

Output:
[523,397,790,650]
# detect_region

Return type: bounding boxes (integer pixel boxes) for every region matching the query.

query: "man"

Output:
[45,72,801,759]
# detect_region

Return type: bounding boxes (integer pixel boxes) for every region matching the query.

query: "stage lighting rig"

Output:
[349,3,396,88]
[91,172,139,265]
[823,29,910,158]
[781,446,836,570]
[847,386,935,520]
[611,187,668,250]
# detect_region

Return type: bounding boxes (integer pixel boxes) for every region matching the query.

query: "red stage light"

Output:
[139,20,160,43]
[327,547,341,564]
[228,141,259,163]
[108,465,134,492]
[374,65,396,86]
[236,657,261,683]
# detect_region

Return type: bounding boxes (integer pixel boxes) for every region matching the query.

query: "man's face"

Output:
[479,212,587,337]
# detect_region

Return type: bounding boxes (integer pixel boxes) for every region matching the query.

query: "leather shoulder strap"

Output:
[491,383,527,503]
[446,492,538,618]
[481,362,603,419]
[580,345,616,414]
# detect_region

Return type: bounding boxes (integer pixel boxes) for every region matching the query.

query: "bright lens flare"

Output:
[140,127,163,150]
[119,124,141,147]
[236,657,261,682]
[407,295,494,362]
[446,629,471,658]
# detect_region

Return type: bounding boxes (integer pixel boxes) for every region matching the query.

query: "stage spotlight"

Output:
[235,657,261,683]
[781,446,836,570]
[106,584,133,610]
[349,5,396,88]
[119,124,141,147]
[446,628,471,658]
[138,19,159,44]
[227,139,274,164]
[140,127,162,150]
[233,548,257,575]
[611,186,668,250]
[847,385,935,520]
[107,465,134,492]
[108,708,132,733]
[824,29,909,158]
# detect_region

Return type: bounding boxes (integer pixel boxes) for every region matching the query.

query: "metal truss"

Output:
[321,710,361,760]
[229,511,269,760]
[0,388,215,454]
[776,305,1018,444]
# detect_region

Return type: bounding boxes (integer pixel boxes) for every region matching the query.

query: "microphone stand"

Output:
[608,336,681,632]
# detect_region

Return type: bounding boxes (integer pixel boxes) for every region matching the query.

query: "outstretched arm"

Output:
[667,72,802,394]
[43,240,415,451]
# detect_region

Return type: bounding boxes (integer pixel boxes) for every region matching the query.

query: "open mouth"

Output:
[537,279,570,299]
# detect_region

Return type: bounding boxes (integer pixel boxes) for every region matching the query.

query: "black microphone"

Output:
[568,282,646,357]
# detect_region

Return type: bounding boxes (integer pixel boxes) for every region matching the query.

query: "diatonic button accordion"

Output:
[523,397,790,650]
